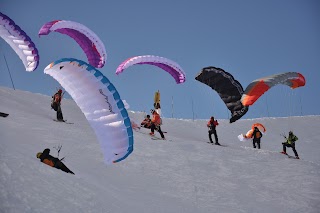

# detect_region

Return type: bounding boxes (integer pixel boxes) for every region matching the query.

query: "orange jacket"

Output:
[151,112,161,126]
[43,159,55,167]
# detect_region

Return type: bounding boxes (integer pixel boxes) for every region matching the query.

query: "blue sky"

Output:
[1,0,319,120]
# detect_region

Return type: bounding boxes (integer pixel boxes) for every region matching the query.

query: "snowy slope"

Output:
[0,86,319,213]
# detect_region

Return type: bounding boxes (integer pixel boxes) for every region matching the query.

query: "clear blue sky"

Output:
[1,0,319,120]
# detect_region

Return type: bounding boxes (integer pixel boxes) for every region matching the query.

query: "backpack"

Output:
[255,131,261,138]
[51,101,58,111]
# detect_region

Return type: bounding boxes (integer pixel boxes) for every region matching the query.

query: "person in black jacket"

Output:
[251,127,263,149]
[281,131,299,159]
[207,116,220,145]
[36,148,74,175]
[51,89,64,121]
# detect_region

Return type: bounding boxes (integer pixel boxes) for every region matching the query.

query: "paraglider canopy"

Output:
[116,55,186,84]
[251,123,266,133]
[39,20,106,68]
[241,72,306,106]
[0,12,39,71]
[44,58,133,164]
[195,66,249,123]
[238,123,266,141]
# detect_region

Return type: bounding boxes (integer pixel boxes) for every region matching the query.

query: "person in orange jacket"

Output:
[149,109,165,140]
[36,148,74,175]
[207,116,220,145]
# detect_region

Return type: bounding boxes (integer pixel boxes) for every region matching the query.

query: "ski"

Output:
[280,152,299,159]
[207,142,227,147]
[151,137,172,142]
[151,137,165,140]
[0,112,9,117]
[287,155,299,159]
[53,119,74,124]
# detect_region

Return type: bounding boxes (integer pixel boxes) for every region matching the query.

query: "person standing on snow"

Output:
[51,89,64,121]
[251,126,263,149]
[281,131,300,159]
[207,116,220,145]
[149,109,165,140]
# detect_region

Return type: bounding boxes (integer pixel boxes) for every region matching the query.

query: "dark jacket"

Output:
[39,149,59,164]
[52,92,62,104]
[51,92,62,111]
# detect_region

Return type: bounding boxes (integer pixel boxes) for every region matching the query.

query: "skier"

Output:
[281,131,300,159]
[36,148,74,174]
[51,89,64,121]
[141,114,152,129]
[149,109,165,140]
[207,116,220,145]
[251,126,263,149]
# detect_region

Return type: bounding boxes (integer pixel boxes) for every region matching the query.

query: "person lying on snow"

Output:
[36,148,74,174]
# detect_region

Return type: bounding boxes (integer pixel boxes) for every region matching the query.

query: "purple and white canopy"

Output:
[116,55,186,84]
[0,12,39,71]
[39,20,106,68]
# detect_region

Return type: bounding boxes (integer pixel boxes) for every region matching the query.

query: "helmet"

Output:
[289,131,293,135]
[150,109,155,114]
[58,89,62,94]
[36,152,42,158]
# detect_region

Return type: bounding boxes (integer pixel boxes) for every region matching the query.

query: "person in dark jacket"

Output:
[36,148,74,174]
[251,127,263,149]
[140,114,152,129]
[207,116,220,145]
[281,131,300,159]
[51,89,64,121]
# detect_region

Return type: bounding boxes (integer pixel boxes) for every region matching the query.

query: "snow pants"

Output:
[52,102,64,121]
[55,161,74,175]
[151,123,165,139]
[282,143,299,157]
[208,130,218,144]
[253,139,261,149]
[56,104,64,121]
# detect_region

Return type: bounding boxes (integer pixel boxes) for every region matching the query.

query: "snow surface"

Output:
[0,86,319,213]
